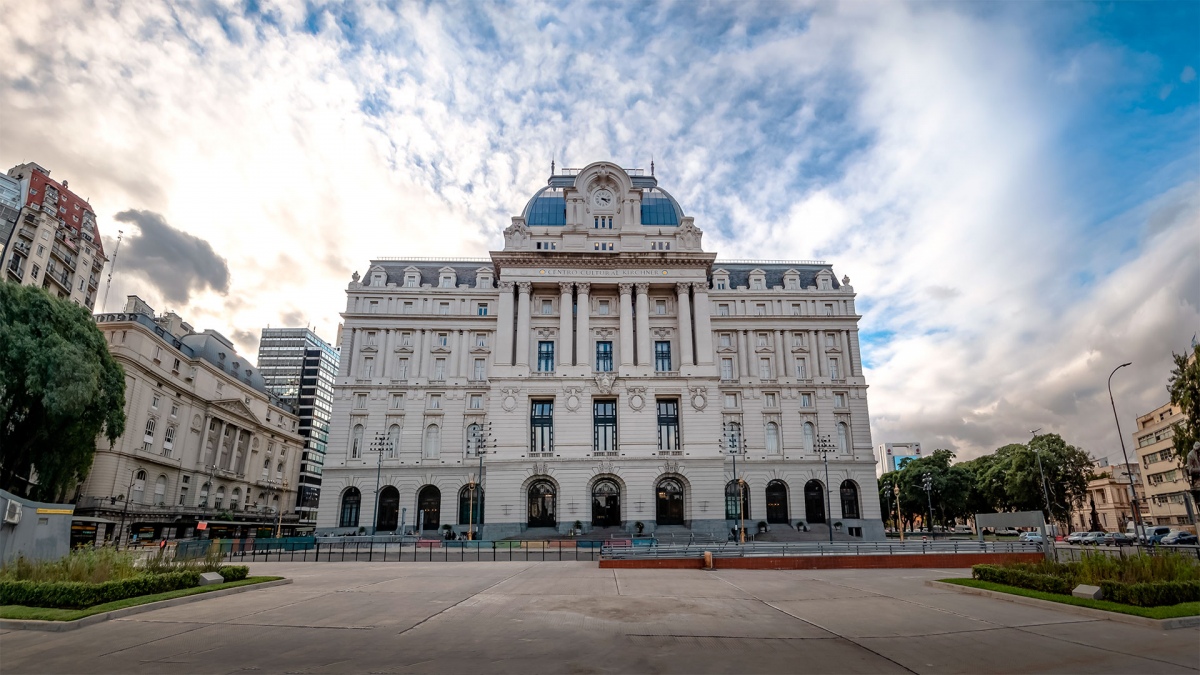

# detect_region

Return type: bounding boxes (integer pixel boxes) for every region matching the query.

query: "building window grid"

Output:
[654,341,672,372]
[596,341,613,372]
[531,400,554,456]
[593,400,618,456]
[656,399,680,456]
[537,341,555,372]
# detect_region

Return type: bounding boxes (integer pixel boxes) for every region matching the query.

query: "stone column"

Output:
[737,330,749,379]
[339,328,355,376]
[199,414,216,466]
[495,281,514,365]
[849,329,861,377]
[841,330,852,378]
[515,282,532,367]
[576,283,591,369]
[635,283,650,367]
[380,330,391,378]
[416,329,430,378]
[618,283,634,367]
[558,282,574,367]
[691,282,713,365]
[455,330,468,377]
[676,283,693,367]
[774,330,785,379]
[812,330,823,377]
[781,330,795,380]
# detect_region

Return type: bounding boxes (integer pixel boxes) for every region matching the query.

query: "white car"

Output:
[993,528,1020,537]
[1018,532,1044,543]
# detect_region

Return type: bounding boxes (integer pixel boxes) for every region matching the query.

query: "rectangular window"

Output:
[764,393,778,408]
[593,400,617,455]
[724,393,738,409]
[830,359,840,379]
[757,333,768,347]
[354,393,367,409]
[477,303,489,316]
[656,399,680,454]
[541,299,553,315]
[796,359,808,379]
[403,301,414,314]
[405,276,417,287]
[596,341,613,372]
[396,358,409,379]
[792,332,805,347]
[390,393,403,409]
[537,341,555,372]
[655,299,666,315]
[178,486,189,506]
[151,394,160,409]
[473,358,486,380]
[428,394,441,409]
[369,300,379,313]
[469,394,483,409]
[654,341,672,372]
[715,279,727,290]
[440,276,453,288]
[436,333,449,346]
[755,303,766,316]
[719,333,732,347]
[531,400,554,455]
[401,332,412,346]
[475,333,487,347]
[363,356,374,378]
[826,332,836,348]
[717,304,730,316]
[791,304,802,316]
[170,404,178,417]
[172,358,181,372]
[433,358,446,380]
[835,393,847,408]
[758,358,772,379]
[438,302,450,315]
[366,331,377,346]
[598,299,610,315]
[721,358,733,380]
[801,393,813,407]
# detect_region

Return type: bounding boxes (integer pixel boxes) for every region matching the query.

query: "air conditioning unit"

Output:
[3,500,22,525]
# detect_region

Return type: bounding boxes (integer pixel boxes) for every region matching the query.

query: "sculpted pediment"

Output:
[212,398,260,426]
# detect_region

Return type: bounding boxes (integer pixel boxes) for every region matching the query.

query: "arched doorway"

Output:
[591,479,621,527]
[724,480,750,521]
[656,477,685,525]
[339,487,361,528]
[528,480,557,528]
[766,480,789,524]
[840,481,860,520]
[458,485,484,525]
[417,485,441,531]
[804,480,826,524]
[376,486,400,532]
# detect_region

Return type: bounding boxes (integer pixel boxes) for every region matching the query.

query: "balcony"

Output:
[12,241,30,257]
[6,258,24,279]
[17,227,35,240]
[51,245,76,270]
[88,273,99,288]
[46,265,70,290]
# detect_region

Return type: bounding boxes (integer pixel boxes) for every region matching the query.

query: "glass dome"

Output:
[523,187,567,226]
[640,187,682,226]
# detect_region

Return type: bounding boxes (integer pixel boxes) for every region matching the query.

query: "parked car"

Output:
[1160,531,1198,546]
[993,528,1021,537]
[1066,531,1086,544]
[1017,532,1044,543]
[1139,526,1174,545]
[1101,532,1135,546]
[1079,532,1107,546]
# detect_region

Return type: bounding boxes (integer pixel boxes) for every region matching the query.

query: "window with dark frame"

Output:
[537,341,555,372]
[593,400,617,455]
[656,399,680,454]
[531,400,554,455]
[654,341,671,372]
[595,341,613,372]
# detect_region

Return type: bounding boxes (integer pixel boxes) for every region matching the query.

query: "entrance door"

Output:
[417,485,441,531]
[804,480,826,524]
[656,478,685,525]
[528,480,557,528]
[766,480,789,524]
[376,486,400,532]
[591,479,621,527]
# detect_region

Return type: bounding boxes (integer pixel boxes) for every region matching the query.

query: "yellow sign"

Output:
[36,508,74,515]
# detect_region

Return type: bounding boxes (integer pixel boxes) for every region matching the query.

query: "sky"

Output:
[1,0,1196,465]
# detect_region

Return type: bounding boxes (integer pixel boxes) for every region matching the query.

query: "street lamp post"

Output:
[267,479,289,538]
[467,424,492,541]
[721,423,745,544]
[922,472,935,537]
[369,432,387,535]
[1107,362,1145,541]
[1029,429,1054,532]
[894,483,905,541]
[115,469,137,549]
[815,434,837,544]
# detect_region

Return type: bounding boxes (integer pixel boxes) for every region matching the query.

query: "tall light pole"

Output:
[115,469,137,549]
[1029,428,1054,530]
[1107,362,1144,540]
[815,433,837,544]
[369,432,387,535]
[467,423,492,541]
[721,422,745,544]
[922,472,935,536]
[894,482,905,541]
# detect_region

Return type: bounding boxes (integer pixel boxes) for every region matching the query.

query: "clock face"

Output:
[592,189,614,209]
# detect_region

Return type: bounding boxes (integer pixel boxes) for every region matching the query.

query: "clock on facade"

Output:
[592,189,614,209]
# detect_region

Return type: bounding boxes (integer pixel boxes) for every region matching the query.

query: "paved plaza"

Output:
[1,562,1197,674]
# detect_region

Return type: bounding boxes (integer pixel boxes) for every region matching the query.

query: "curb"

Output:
[0,578,293,632]
[927,580,1200,630]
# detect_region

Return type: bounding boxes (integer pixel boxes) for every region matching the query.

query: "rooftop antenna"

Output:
[651,156,655,177]
[101,229,124,312]
[551,159,555,175]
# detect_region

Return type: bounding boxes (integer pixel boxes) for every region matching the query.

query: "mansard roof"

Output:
[714,262,840,290]
[370,259,494,288]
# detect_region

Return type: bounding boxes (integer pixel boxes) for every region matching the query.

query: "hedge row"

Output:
[1099,580,1200,607]
[972,564,1073,595]
[0,565,251,609]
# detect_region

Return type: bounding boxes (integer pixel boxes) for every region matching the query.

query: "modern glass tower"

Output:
[257,327,339,530]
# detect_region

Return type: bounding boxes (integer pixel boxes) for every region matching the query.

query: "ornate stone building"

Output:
[317,162,883,540]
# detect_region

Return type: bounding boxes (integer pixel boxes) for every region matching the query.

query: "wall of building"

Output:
[0,489,73,564]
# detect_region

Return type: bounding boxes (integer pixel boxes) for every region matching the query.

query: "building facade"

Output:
[257,327,340,531]
[1,162,106,310]
[1134,402,1196,532]
[316,162,882,540]
[879,442,922,474]
[1073,462,1142,532]
[76,297,305,543]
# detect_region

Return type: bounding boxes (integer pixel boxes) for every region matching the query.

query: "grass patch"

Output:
[941,578,1200,620]
[0,576,282,622]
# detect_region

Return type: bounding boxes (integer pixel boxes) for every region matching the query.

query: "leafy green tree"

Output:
[0,284,125,500]
[1167,345,1199,465]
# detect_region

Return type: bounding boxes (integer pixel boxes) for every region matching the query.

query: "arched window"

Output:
[386,424,400,459]
[803,422,815,453]
[215,486,226,510]
[591,479,620,527]
[424,424,441,459]
[840,481,860,520]
[351,424,364,459]
[527,480,557,528]
[339,487,361,527]
[153,475,167,505]
[132,470,147,503]
[418,485,441,530]
[377,486,400,531]
[656,477,685,525]
[804,480,826,524]
[276,462,284,478]
[766,480,789,523]
[230,487,241,511]
[724,480,750,520]
[765,422,780,454]
[458,484,484,526]
[837,422,848,453]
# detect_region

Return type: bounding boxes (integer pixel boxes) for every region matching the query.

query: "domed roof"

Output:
[522,187,567,226]
[640,186,682,226]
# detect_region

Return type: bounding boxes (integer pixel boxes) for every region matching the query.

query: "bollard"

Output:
[704,551,713,570]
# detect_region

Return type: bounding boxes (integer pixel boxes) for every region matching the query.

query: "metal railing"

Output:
[601,540,1043,560]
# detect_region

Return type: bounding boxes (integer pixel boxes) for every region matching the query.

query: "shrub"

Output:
[0,548,139,584]
[1099,580,1200,607]
[972,564,1072,595]
[218,566,249,582]
[202,541,227,573]
[0,570,201,609]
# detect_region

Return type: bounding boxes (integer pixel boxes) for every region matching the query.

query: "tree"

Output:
[0,284,125,500]
[964,435,1090,527]
[1167,345,1199,465]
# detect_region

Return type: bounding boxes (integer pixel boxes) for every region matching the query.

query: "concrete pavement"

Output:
[1,562,1196,674]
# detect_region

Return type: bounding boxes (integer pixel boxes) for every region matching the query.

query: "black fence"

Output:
[211,539,611,563]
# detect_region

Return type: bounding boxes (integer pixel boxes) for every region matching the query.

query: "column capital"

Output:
[558,281,574,294]
[575,282,590,294]
[691,282,709,294]
[618,283,634,295]
[675,282,691,295]
[517,282,532,294]
[498,280,515,291]
[634,282,649,294]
